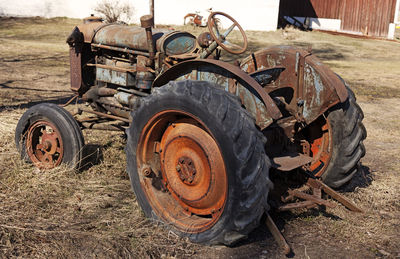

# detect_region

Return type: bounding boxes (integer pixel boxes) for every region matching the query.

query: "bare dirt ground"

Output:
[0,17,399,258]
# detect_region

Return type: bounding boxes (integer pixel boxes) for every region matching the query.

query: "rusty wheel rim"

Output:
[137,110,227,233]
[26,120,64,169]
[306,116,332,177]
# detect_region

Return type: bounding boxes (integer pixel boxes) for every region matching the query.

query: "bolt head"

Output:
[142,167,152,177]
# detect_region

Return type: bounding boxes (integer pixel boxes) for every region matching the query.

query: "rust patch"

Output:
[240,46,348,124]
[26,120,64,169]
[136,110,227,233]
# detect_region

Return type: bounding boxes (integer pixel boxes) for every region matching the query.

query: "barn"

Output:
[279,0,400,39]
[0,0,281,31]
[0,0,399,38]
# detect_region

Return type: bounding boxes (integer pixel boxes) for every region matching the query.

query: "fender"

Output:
[153,59,282,129]
[240,46,348,125]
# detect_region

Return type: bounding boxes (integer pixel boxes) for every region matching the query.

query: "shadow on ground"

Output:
[0,80,75,112]
[216,164,373,258]
[79,144,104,171]
[341,165,373,192]
[0,95,75,112]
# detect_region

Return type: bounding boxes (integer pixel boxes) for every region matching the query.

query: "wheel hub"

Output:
[176,156,196,184]
[43,140,52,151]
[136,110,228,232]
[160,122,226,216]
[26,120,63,169]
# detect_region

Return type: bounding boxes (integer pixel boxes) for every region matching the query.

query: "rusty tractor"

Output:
[184,8,214,27]
[15,12,366,246]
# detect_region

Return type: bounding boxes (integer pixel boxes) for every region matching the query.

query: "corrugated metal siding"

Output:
[279,0,397,37]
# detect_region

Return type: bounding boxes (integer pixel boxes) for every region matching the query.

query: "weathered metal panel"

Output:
[279,0,397,37]
[69,47,82,93]
[153,59,283,121]
[92,25,196,55]
[240,46,346,125]
[96,67,135,87]
[176,68,274,130]
[153,60,284,129]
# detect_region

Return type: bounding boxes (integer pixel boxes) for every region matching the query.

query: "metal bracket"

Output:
[265,178,363,255]
[278,178,363,212]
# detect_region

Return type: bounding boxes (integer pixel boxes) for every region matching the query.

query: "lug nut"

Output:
[142,167,152,177]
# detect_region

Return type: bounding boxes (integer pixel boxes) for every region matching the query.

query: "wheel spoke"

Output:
[221,23,236,39]
[213,19,221,38]
[46,132,58,141]
[44,153,55,167]
[222,40,242,50]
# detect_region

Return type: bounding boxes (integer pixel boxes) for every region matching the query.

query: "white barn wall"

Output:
[0,0,280,31]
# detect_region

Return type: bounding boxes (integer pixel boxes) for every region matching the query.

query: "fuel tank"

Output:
[77,22,197,56]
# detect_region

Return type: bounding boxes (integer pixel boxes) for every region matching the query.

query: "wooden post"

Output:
[149,0,154,27]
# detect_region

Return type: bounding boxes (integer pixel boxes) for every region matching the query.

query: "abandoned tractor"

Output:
[15,12,366,245]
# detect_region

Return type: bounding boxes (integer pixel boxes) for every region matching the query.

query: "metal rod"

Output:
[288,189,336,208]
[59,95,78,107]
[278,201,317,211]
[307,179,364,213]
[200,41,218,59]
[81,122,126,131]
[86,63,136,73]
[117,87,149,97]
[77,116,106,122]
[265,213,291,255]
[79,108,130,123]
[91,43,150,57]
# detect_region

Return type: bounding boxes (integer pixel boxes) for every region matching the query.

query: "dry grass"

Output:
[0,109,198,258]
[0,17,399,258]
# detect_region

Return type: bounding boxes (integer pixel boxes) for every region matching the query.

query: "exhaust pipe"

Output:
[140,15,155,67]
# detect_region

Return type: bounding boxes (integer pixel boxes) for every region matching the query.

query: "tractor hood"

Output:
[74,21,197,56]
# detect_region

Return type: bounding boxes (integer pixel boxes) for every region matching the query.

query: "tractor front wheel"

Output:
[15,103,84,170]
[126,80,272,245]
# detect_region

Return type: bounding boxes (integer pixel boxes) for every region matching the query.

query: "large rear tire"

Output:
[126,80,272,245]
[305,86,366,188]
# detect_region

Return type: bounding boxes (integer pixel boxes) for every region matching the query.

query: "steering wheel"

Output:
[207,11,248,54]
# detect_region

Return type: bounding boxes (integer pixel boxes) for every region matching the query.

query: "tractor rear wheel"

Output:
[303,86,366,188]
[126,80,272,245]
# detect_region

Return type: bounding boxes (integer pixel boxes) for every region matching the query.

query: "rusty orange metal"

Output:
[136,110,227,233]
[26,120,64,169]
[307,116,332,177]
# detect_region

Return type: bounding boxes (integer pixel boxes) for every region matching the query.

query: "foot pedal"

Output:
[272,152,313,171]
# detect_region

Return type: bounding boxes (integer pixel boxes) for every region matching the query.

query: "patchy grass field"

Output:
[1,17,399,258]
